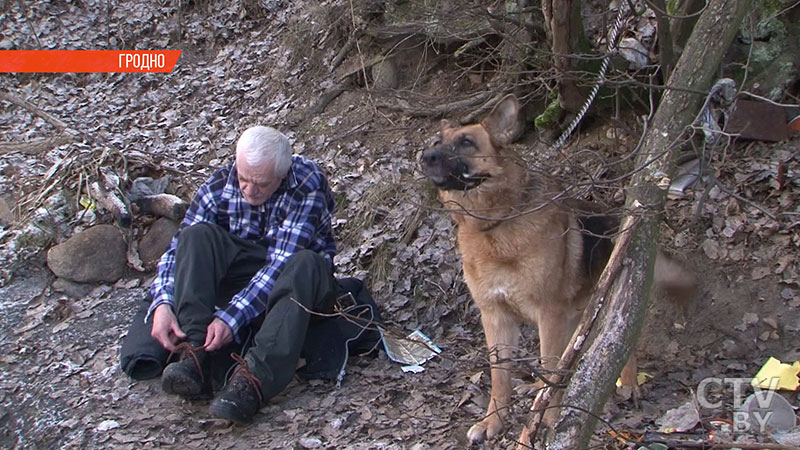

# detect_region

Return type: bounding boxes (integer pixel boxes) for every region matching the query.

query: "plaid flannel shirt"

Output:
[148,155,336,338]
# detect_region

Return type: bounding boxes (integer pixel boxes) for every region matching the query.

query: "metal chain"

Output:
[550,4,630,152]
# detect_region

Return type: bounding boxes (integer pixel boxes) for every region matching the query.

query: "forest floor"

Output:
[1,1,799,449]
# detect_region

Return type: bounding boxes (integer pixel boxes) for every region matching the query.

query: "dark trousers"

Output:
[173,223,339,400]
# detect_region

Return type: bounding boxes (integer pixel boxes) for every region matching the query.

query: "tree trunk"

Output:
[497,0,532,88]
[541,0,584,113]
[669,0,705,53]
[518,0,754,447]
[651,0,675,81]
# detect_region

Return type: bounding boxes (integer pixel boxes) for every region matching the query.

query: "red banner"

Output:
[0,50,182,73]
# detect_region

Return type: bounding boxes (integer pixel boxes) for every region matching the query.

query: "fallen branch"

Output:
[460,93,506,124]
[0,90,82,156]
[133,194,189,221]
[286,82,351,127]
[310,83,350,117]
[0,135,76,155]
[91,181,131,228]
[287,53,395,126]
[16,0,43,49]
[335,54,387,83]
[0,91,69,131]
[364,22,496,46]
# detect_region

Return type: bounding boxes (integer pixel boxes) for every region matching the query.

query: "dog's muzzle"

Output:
[420,147,489,191]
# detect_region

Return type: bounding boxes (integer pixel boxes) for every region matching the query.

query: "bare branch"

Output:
[0,135,75,155]
[0,91,69,132]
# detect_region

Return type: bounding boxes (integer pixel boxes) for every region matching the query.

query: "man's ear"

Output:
[481,94,522,146]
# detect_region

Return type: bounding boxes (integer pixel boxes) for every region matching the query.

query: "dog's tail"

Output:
[654,251,697,307]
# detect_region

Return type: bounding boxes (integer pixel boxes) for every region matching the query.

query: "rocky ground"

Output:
[1,1,799,449]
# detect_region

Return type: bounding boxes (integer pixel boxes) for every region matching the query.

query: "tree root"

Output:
[373,91,494,118]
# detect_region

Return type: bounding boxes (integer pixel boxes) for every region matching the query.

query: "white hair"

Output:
[236,126,292,177]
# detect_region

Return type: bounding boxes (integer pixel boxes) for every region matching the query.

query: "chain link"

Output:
[550,4,630,152]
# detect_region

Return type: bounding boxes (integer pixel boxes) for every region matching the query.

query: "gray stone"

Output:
[732,14,800,101]
[52,277,96,299]
[371,58,399,90]
[46,224,127,283]
[138,218,178,271]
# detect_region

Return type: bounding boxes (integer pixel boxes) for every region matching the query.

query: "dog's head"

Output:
[420,94,522,191]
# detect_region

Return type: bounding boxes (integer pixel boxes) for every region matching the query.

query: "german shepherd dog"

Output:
[420,94,694,443]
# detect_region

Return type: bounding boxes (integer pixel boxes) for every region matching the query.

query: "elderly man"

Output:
[148,125,340,423]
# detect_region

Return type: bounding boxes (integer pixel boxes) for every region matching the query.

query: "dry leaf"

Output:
[763,317,779,329]
[775,254,794,274]
[752,267,771,280]
[469,371,483,384]
[702,239,721,260]
[743,312,759,325]
[456,390,473,409]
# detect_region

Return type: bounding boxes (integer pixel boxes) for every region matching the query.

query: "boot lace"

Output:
[169,341,206,383]
[230,353,263,403]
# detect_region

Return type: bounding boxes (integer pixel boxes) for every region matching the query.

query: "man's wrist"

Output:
[155,303,173,314]
[145,299,174,324]
[213,310,242,341]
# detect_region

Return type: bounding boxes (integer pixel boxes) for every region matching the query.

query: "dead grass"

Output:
[338,180,400,248]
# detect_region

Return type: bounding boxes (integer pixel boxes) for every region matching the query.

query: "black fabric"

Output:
[297,277,382,380]
[173,223,269,343]
[119,277,382,386]
[119,297,168,380]
[242,249,341,400]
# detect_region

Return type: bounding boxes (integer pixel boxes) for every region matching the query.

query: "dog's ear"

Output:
[481,94,522,146]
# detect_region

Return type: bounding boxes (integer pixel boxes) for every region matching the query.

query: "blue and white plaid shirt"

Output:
[148,155,337,337]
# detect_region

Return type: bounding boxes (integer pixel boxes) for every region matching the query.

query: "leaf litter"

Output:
[1,0,800,448]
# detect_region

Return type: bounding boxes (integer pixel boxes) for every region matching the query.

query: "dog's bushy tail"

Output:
[654,252,697,307]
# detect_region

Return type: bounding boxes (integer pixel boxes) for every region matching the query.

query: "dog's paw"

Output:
[467,416,504,443]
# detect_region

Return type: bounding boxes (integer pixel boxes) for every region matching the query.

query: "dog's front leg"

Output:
[536,305,580,426]
[467,305,520,443]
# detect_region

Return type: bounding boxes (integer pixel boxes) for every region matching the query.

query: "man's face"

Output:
[236,154,283,206]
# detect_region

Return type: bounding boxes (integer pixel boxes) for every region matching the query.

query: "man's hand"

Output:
[150,304,186,352]
[204,318,233,352]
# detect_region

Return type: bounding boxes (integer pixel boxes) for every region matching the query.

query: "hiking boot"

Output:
[210,354,263,423]
[162,342,212,400]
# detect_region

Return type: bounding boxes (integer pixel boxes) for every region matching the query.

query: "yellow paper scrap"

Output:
[751,357,800,391]
[79,196,96,211]
[615,372,653,388]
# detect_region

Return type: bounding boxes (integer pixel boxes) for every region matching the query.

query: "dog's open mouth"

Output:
[421,147,491,191]
[459,172,491,189]
[428,171,491,191]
